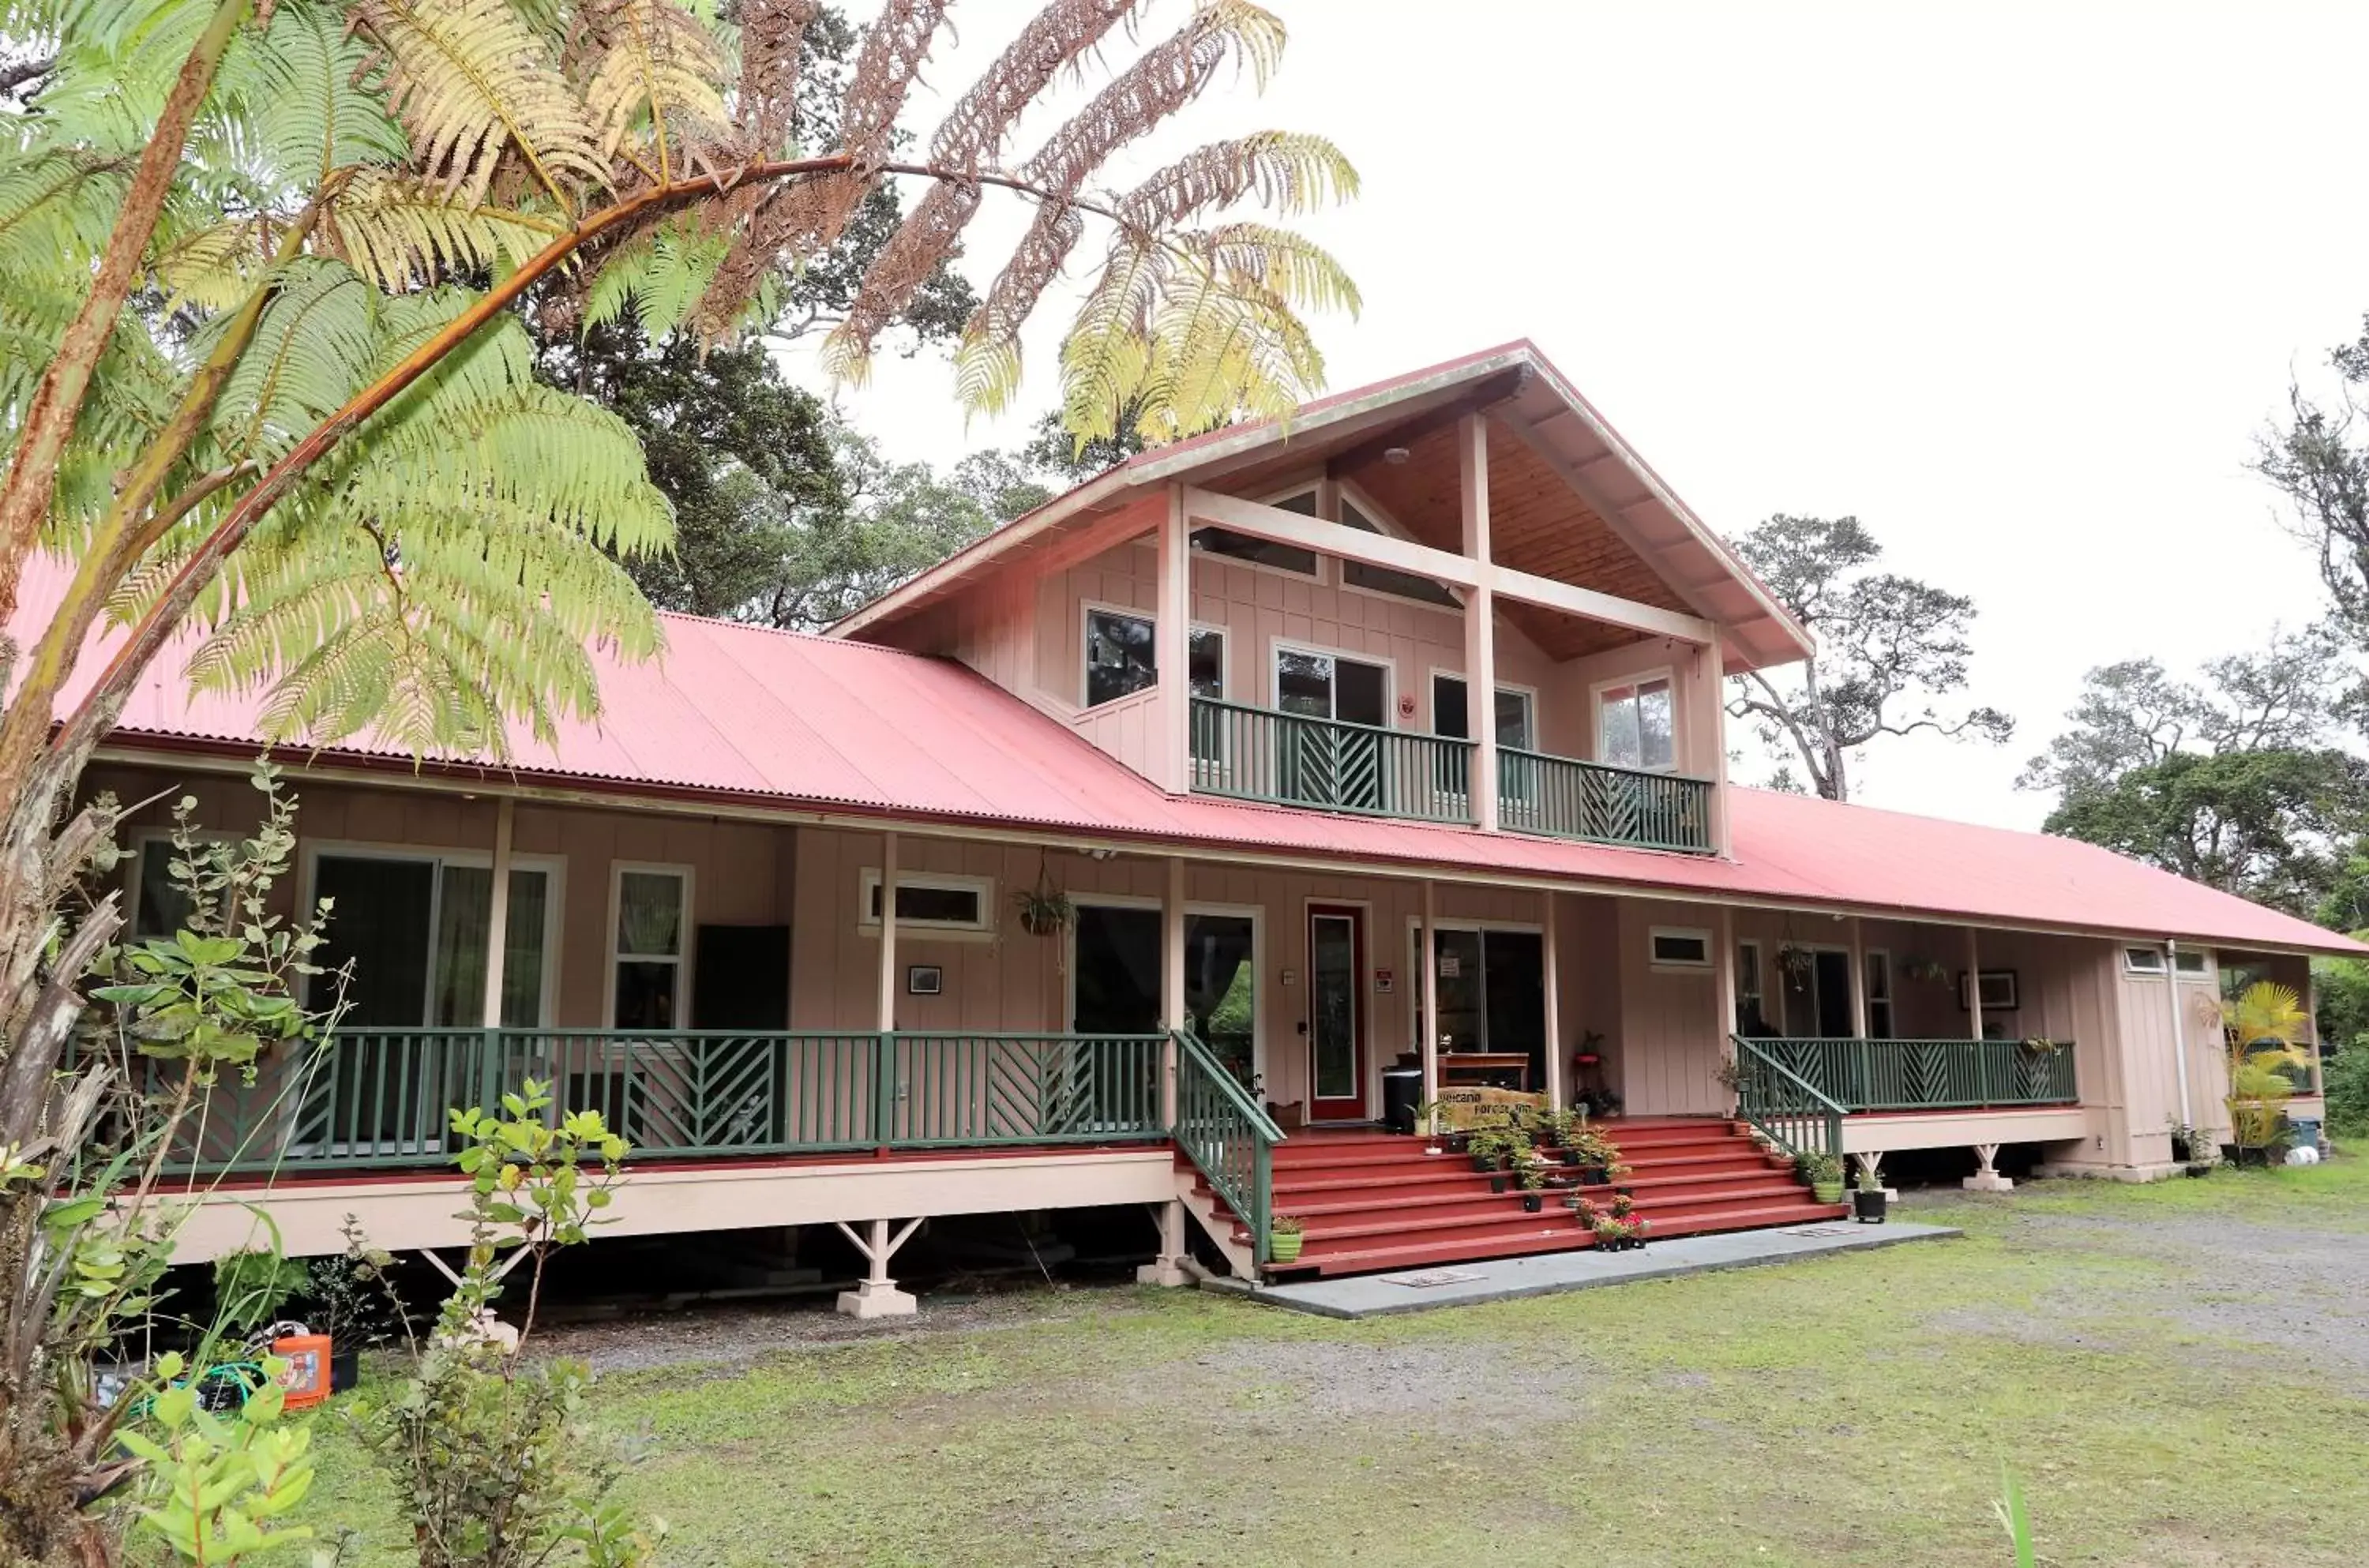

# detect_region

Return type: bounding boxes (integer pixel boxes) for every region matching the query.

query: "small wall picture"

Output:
[1959,968,2018,1012]
[907,964,943,996]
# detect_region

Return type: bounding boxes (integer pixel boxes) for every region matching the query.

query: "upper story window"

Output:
[1341,497,1459,606]
[1192,487,1319,577]
[1084,607,1224,711]
[1598,673,1675,771]
[1084,606,1156,707]
[1431,674,1533,749]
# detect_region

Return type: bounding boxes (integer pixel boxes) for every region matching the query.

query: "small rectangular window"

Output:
[1599,676,1676,771]
[2123,946,2167,976]
[1865,950,1894,1040]
[1083,607,1156,708]
[2172,948,2209,977]
[613,867,689,1029]
[1650,927,1712,968]
[860,870,994,935]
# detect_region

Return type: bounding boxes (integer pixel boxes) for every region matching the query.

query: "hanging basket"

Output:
[1013,856,1074,937]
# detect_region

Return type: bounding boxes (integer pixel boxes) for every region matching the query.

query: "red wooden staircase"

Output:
[1192,1116,1847,1279]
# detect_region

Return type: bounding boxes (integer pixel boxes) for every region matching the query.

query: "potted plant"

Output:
[1514,1149,1548,1212]
[1798,1150,1845,1205]
[213,1244,310,1337]
[1850,1164,1887,1225]
[1268,1214,1305,1265]
[1567,1125,1620,1184]
[1012,868,1074,938]
[302,1216,395,1392]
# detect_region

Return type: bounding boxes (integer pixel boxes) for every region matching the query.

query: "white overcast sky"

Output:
[788,1,2368,831]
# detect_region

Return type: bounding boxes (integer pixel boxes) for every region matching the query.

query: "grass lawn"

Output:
[295,1156,2369,1566]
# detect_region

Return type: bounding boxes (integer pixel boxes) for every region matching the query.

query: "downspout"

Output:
[2164,939,2193,1131]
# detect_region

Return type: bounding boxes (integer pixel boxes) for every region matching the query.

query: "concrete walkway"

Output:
[1213,1221,1961,1319]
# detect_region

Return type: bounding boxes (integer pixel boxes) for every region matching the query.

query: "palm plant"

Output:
[0,2,1354,1558]
[2220,980,2313,1153]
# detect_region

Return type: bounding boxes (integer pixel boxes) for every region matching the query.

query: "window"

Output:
[1430,674,1534,749]
[309,849,557,1027]
[1275,646,1390,727]
[859,869,995,935]
[1408,924,1546,1078]
[2123,945,2168,977]
[1341,497,1459,606]
[1188,626,1226,765]
[612,866,689,1028]
[1736,940,1769,1035]
[1192,487,1319,576]
[1650,926,1712,968]
[2173,947,2211,978]
[1083,607,1155,708]
[128,835,197,940]
[1598,675,1676,771]
[1865,950,1894,1040]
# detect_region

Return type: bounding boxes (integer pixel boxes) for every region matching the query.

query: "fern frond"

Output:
[1118,131,1357,228]
[355,0,608,207]
[578,0,728,172]
[583,217,726,338]
[246,0,411,187]
[200,258,382,467]
[321,170,565,290]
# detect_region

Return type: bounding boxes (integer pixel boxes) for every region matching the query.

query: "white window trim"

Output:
[1425,666,1541,751]
[1336,477,1465,615]
[2122,944,2168,977]
[1591,666,1679,773]
[1648,925,1714,970]
[1079,599,1157,711]
[858,867,997,943]
[1189,481,1327,585]
[1269,636,1397,727]
[606,861,693,1029]
[299,838,567,1027]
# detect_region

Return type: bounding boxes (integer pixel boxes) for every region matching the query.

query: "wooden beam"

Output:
[1421,880,1440,1123]
[1459,413,1498,834]
[1162,855,1186,1125]
[878,831,899,1033]
[1543,889,1562,1116]
[1182,486,1481,587]
[1482,561,1717,645]
[1156,482,1189,793]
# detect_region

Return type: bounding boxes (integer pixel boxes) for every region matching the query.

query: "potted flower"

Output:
[1568,1125,1620,1184]
[1268,1214,1305,1265]
[1513,1149,1549,1213]
[1798,1150,1845,1205]
[1850,1164,1887,1225]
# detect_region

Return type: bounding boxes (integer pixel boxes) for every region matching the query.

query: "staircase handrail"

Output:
[1730,1034,1846,1167]
[1170,1028,1286,1265]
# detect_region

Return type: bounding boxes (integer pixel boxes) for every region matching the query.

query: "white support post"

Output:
[1542,888,1562,1116]
[1160,856,1185,1123]
[1714,905,1738,1107]
[1964,1142,2013,1192]
[1156,481,1190,794]
[1965,926,1984,1042]
[1459,415,1498,832]
[1848,916,1868,1040]
[481,797,515,1028]
[877,831,899,1033]
[1420,880,1440,1122]
[1136,1199,1191,1288]
[834,1217,923,1318]
[2164,940,2194,1130]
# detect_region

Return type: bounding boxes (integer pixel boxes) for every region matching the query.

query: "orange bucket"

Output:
[270,1332,331,1410]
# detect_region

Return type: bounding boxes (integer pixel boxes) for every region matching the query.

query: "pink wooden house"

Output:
[47,340,2354,1309]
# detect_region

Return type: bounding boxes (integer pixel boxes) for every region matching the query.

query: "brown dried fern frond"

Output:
[951,0,1286,418]
[824,0,1146,381]
[693,0,824,341]
[576,0,730,177]
[1118,130,1357,229]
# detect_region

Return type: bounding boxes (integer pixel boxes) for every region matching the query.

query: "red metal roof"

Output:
[21,553,2356,956]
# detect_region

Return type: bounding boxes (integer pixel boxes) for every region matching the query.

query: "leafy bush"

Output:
[2326,1041,2369,1140]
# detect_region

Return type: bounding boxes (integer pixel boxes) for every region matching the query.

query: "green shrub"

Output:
[2325,1040,2369,1140]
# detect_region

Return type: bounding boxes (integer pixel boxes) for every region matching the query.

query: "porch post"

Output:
[481,796,515,1028]
[1420,880,1440,1123]
[1161,855,1186,1120]
[1714,905,1738,1104]
[877,831,899,1032]
[835,1216,922,1319]
[1157,480,1190,794]
[1459,414,1498,832]
[1542,888,1562,1116]
[1848,917,1868,1039]
[1965,926,1983,1041]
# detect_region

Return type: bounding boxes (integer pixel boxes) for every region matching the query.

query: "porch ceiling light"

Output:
[1382,445,1411,464]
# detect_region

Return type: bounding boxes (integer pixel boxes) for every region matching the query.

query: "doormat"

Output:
[1785,1225,1854,1238]
[1380,1268,1482,1288]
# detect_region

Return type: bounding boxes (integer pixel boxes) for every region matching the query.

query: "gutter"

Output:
[2165,938,2194,1130]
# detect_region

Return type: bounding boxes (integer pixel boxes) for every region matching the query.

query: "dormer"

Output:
[830,342,1811,857]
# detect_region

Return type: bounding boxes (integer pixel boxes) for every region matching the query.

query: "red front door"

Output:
[1306,903,1367,1120]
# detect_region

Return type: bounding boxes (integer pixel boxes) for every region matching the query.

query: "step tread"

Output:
[1270,1202,1853,1277]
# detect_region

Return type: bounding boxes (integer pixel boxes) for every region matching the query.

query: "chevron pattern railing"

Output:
[1188,697,1475,824]
[133,1028,1169,1176]
[1498,746,1715,853]
[1742,1037,2078,1112]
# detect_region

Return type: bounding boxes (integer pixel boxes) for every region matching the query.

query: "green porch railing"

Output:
[141,1027,1169,1176]
[1188,697,1475,823]
[1171,1026,1285,1266]
[1498,746,1715,853]
[1732,1035,1845,1166]
[1740,1036,2078,1112]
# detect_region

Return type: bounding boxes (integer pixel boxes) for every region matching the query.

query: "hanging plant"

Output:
[1902,957,1951,985]
[1774,942,1816,982]
[1014,856,1074,938]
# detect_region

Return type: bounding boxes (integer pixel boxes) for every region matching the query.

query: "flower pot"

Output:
[1811,1180,1845,1205]
[1560,1150,1581,1167]
[1522,1193,1544,1214]
[1470,1153,1496,1173]
[1579,1166,1609,1186]
[1852,1188,1887,1225]
[330,1345,361,1394]
[1489,1176,1509,1194]
[1268,1229,1305,1265]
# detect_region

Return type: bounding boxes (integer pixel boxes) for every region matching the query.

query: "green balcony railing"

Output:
[1740,1036,2078,1112]
[1189,697,1475,823]
[122,1026,1169,1176]
[1732,1035,1845,1165]
[1171,1026,1285,1266]
[1498,746,1715,853]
